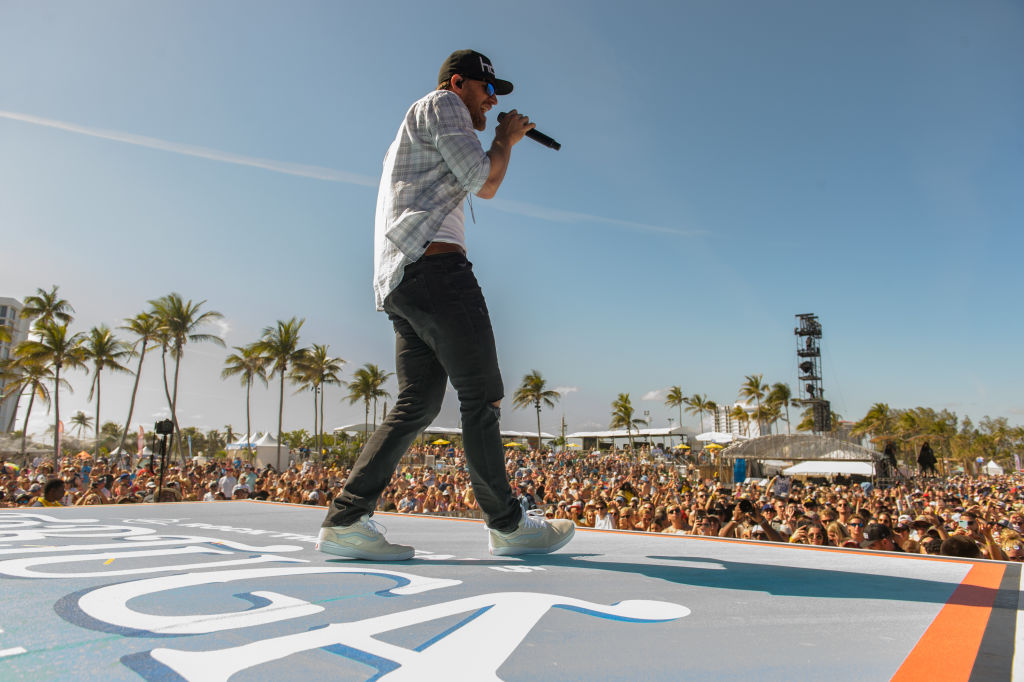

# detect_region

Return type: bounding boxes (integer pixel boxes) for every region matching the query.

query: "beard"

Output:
[469,106,487,131]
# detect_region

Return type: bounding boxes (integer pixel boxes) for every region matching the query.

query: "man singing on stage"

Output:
[317,49,575,560]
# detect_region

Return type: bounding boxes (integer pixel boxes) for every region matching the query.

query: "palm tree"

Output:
[1,355,55,456]
[512,370,561,452]
[149,293,224,457]
[851,402,895,444]
[70,410,93,439]
[683,393,716,433]
[222,343,269,460]
[205,429,225,455]
[766,382,794,435]
[366,364,393,430]
[346,367,374,439]
[20,285,75,329]
[730,405,751,436]
[738,374,769,436]
[116,311,162,455]
[291,344,345,459]
[16,322,87,457]
[83,325,132,457]
[345,364,392,439]
[664,386,684,436]
[255,317,305,463]
[610,393,646,453]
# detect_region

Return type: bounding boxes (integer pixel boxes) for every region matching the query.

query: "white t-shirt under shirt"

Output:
[431,201,466,250]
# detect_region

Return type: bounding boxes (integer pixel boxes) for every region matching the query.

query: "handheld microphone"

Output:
[497,112,561,150]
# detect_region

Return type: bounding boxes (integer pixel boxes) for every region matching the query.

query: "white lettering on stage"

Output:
[0,511,692,680]
[149,591,690,681]
[77,566,462,635]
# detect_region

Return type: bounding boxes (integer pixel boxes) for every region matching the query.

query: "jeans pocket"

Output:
[386,272,434,317]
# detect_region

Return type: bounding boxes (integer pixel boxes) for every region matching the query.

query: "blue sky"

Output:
[1,0,1022,442]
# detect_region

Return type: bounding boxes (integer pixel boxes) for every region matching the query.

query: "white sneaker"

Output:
[316,515,415,561]
[489,509,576,556]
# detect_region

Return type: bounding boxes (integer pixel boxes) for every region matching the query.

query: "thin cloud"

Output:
[490,198,707,238]
[1,109,704,237]
[211,318,232,342]
[642,388,668,401]
[0,109,377,187]
[554,386,579,395]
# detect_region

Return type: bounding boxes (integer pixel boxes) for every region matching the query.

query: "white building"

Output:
[0,297,29,432]
[712,400,768,438]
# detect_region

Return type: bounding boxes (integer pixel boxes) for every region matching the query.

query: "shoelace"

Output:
[358,515,388,538]
[521,508,548,530]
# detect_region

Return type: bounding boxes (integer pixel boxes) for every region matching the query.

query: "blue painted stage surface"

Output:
[0,501,1020,680]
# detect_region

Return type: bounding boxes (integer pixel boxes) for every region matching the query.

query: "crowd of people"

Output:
[3,446,1023,562]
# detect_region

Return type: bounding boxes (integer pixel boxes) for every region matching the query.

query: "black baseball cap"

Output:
[438,49,513,95]
[861,523,893,547]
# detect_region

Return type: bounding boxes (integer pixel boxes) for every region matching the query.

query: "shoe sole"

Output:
[316,539,414,561]
[489,527,575,557]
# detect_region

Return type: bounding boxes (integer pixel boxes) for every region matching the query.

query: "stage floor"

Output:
[1,501,1020,680]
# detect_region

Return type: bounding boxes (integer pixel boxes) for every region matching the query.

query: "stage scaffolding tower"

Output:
[794,313,831,432]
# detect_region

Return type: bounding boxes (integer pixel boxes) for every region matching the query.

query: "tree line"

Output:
[0,286,395,463]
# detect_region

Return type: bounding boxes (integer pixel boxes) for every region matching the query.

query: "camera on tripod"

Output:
[155,419,174,436]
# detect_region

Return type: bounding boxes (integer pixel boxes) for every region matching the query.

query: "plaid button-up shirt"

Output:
[373,90,491,310]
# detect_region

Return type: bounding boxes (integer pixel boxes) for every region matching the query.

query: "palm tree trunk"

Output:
[19,390,36,459]
[315,385,323,458]
[94,372,102,458]
[276,369,284,463]
[363,399,370,443]
[171,349,184,461]
[535,401,542,453]
[245,379,253,461]
[160,346,178,459]
[118,340,147,455]
[311,387,318,460]
[53,365,61,458]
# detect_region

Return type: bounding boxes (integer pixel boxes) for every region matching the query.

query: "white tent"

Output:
[252,432,287,471]
[696,431,743,444]
[782,460,874,477]
[983,460,1005,475]
[226,433,262,450]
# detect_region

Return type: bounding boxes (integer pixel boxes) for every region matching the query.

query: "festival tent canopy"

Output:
[984,460,1005,475]
[782,460,875,477]
[696,431,742,443]
[566,426,687,439]
[226,433,262,450]
[720,434,883,462]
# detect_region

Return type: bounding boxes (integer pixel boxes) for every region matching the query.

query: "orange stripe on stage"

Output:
[893,562,1006,681]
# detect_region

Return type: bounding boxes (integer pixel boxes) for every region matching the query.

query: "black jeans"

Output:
[322,253,522,532]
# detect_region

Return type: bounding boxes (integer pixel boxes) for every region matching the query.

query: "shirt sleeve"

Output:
[428,91,491,194]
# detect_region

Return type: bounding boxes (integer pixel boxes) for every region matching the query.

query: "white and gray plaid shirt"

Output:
[373,90,491,310]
